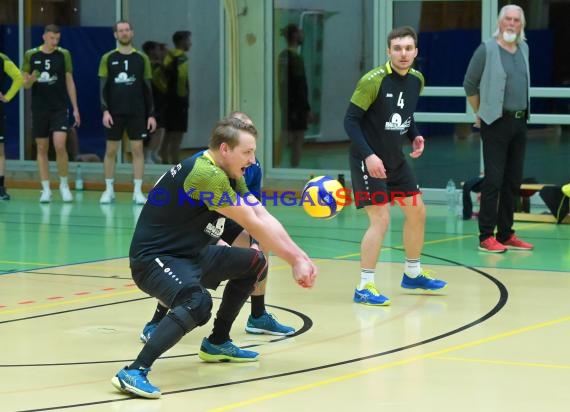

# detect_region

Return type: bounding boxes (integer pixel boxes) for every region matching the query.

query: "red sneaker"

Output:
[478,236,507,253]
[502,234,534,250]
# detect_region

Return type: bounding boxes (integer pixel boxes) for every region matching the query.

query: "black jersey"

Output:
[130,152,249,262]
[348,61,424,171]
[98,49,153,116]
[22,46,73,111]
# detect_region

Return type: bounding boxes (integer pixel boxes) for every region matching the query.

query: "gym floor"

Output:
[1,189,569,411]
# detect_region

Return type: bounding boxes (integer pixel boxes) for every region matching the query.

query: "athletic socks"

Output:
[134,179,143,193]
[105,178,114,192]
[358,268,375,289]
[404,258,421,277]
[250,295,265,318]
[41,180,50,192]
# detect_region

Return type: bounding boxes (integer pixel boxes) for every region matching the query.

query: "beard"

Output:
[118,37,132,46]
[502,31,517,43]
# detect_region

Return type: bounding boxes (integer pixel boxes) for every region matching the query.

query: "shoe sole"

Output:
[401,284,448,291]
[111,376,161,399]
[477,246,507,253]
[244,326,295,336]
[198,350,259,363]
[353,299,391,306]
[504,245,533,250]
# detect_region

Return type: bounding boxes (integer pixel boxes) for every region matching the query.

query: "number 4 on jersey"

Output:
[397,92,405,108]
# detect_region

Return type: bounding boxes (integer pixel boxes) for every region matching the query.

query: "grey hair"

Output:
[493,4,526,43]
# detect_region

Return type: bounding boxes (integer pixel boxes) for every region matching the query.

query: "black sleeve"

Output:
[99,77,108,112]
[406,117,421,142]
[143,78,155,118]
[344,102,374,159]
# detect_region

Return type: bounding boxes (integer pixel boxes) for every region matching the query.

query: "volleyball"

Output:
[301,176,344,219]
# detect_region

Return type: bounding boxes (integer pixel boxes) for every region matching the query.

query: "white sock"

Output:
[359,268,375,289]
[41,180,50,192]
[404,258,421,277]
[134,179,143,193]
[59,176,68,187]
[105,179,114,192]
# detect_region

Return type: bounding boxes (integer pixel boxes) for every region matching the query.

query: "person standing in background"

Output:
[98,21,156,205]
[277,23,313,168]
[463,4,534,253]
[0,52,23,200]
[159,30,191,165]
[344,26,447,306]
[22,24,81,203]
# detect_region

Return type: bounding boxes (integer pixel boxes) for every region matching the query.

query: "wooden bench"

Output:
[514,183,570,224]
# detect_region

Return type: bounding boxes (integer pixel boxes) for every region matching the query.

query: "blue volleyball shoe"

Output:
[198,338,259,362]
[111,367,161,399]
[353,283,391,306]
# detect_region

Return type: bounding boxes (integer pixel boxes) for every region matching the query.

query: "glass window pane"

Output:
[394,1,482,189]
[394,1,482,87]
[273,0,374,170]
[125,0,221,164]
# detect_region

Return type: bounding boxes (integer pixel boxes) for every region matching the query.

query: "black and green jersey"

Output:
[22,46,72,111]
[161,48,189,108]
[130,152,249,262]
[347,61,424,170]
[98,49,153,115]
[0,53,23,103]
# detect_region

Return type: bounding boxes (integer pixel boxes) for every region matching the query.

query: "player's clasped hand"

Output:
[293,258,318,288]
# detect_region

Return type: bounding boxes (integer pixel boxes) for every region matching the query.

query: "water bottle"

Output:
[75,164,84,191]
[445,179,456,212]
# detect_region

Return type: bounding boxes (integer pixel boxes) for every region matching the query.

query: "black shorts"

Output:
[130,245,262,308]
[32,109,69,138]
[349,154,421,209]
[106,115,149,141]
[164,107,188,132]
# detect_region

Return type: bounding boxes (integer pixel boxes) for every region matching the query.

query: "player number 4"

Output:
[397,92,405,108]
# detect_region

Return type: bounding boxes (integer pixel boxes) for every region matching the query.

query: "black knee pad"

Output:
[171,285,213,329]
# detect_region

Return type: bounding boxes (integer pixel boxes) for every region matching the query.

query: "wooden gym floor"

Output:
[1,188,569,411]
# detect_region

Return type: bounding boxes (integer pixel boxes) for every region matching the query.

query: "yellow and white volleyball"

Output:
[301,176,344,219]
